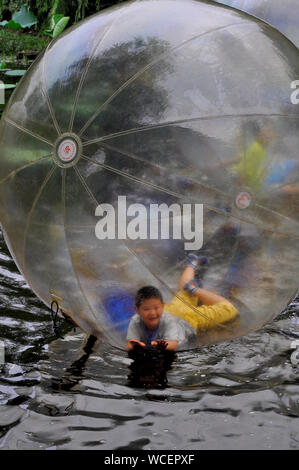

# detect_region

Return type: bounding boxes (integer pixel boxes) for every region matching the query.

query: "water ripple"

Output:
[0,230,299,449]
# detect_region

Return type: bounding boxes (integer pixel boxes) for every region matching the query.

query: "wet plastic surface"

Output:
[213,0,299,48]
[0,0,299,348]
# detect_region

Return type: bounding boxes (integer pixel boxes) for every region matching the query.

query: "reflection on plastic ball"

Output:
[213,0,299,49]
[0,0,299,349]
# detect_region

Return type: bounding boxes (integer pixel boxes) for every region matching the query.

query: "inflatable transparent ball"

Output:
[0,0,299,349]
[213,0,299,49]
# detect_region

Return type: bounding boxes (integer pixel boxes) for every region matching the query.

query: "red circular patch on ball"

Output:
[58,139,77,162]
[235,191,252,209]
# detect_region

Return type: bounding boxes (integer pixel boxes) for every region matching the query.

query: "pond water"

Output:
[1,56,299,451]
[0,228,299,450]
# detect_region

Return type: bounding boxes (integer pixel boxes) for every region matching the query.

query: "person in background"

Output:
[230,125,276,192]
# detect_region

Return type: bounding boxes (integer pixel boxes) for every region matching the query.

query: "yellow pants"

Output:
[164,290,238,332]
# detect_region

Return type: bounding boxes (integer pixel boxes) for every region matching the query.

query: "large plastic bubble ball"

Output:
[213,0,299,49]
[1,0,299,349]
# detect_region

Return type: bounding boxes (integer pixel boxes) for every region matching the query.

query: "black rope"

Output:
[50,300,64,339]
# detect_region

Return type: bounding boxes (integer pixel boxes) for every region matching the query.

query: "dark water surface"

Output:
[0,231,299,450]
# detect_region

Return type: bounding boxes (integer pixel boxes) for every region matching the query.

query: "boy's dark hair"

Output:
[135,286,163,307]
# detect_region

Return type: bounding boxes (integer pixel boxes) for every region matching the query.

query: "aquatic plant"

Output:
[0,4,37,30]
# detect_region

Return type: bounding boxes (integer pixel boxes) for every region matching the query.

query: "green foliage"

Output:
[12,4,37,28]
[50,0,65,15]
[0,27,46,59]
[52,15,69,37]
[74,0,102,22]
[0,1,23,20]
[0,1,50,30]
[0,4,37,30]
[75,0,86,23]
[0,1,124,32]
[0,83,16,89]
[0,19,22,29]
[0,0,123,61]
[43,12,69,38]
[4,69,26,76]
[50,13,63,30]
[0,63,27,117]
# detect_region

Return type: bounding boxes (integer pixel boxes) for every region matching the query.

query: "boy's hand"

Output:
[281,184,299,195]
[151,339,168,350]
[128,340,146,348]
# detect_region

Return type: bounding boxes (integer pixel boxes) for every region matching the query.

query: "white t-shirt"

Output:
[126,311,196,349]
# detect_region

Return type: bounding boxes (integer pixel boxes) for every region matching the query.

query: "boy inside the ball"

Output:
[126,254,238,352]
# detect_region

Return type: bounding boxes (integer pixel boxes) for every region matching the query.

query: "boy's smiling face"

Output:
[135,297,164,331]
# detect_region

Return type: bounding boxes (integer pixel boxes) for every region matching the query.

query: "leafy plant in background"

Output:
[4,69,26,77]
[75,0,101,23]
[43,13,69,38]
[0,60,24,86]
[0,60,26,118]
[0,4,37,30]
[0,59,26,79]
[0,2,70,39]
[0,82,16,91]
[0,61,15,119]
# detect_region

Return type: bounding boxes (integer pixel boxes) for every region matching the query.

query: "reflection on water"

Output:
[0,229,299,450]
[127,345,177,389]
